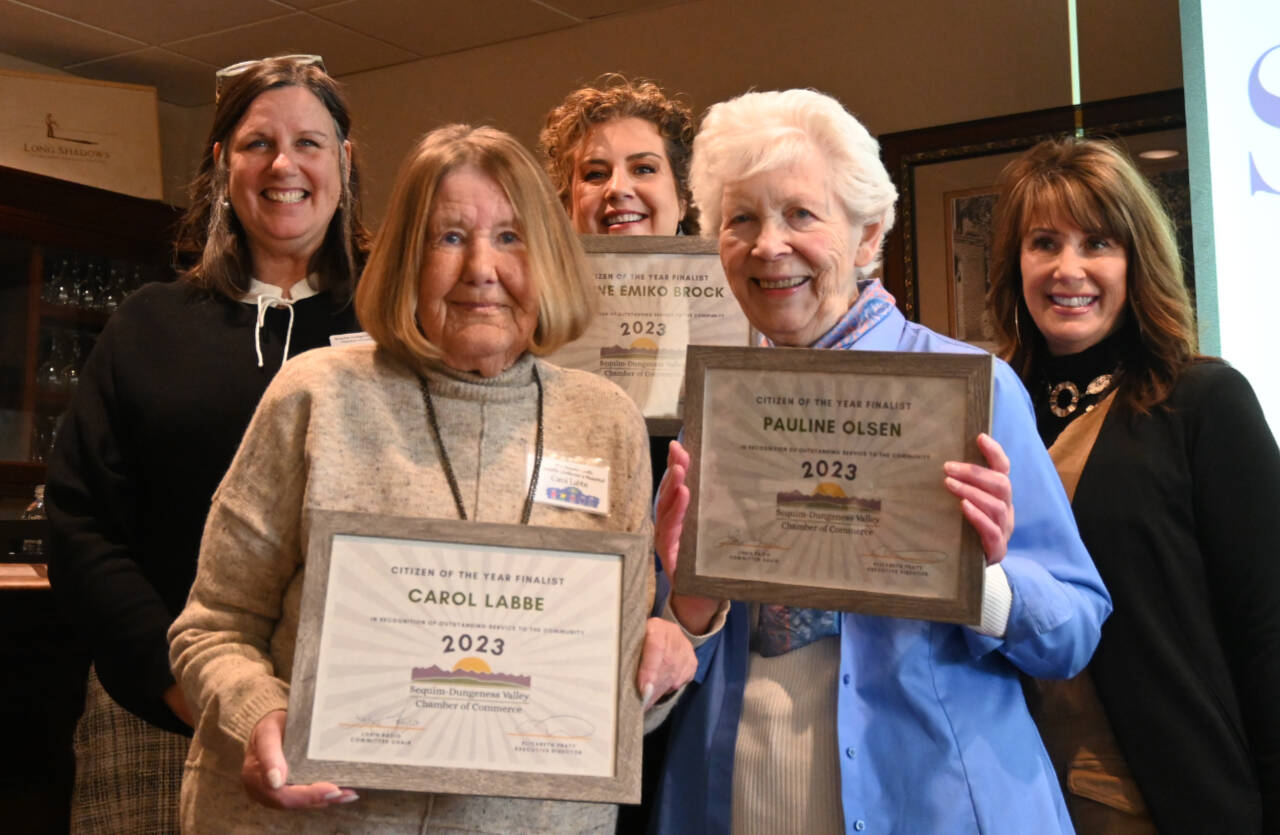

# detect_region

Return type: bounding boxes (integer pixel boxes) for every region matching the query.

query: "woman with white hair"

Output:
[649,89,1111,834]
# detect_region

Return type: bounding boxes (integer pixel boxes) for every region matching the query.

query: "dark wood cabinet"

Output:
[0,164,179,514]
[0,167,177,833]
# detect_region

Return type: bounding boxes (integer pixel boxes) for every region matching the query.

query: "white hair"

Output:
[690,89,898,276]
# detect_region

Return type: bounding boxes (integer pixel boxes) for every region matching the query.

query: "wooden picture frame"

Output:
[673,346,992,625]
[284,511,649,804]
[545,234,752,436]
[878,89,1186,324]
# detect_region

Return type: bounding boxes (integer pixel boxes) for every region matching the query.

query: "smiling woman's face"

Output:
[1020,213,1128,356]
[569,117,684,236]
[416,165,539,378]
[717,152,883,346]
[217,85,346,268]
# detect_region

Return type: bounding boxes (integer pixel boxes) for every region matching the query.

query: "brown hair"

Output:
[539,74,699,235]
[987,136,1196,413]
[355,125,596,373]
[173,56,370,301]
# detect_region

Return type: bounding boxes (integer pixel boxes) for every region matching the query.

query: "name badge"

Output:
[329,331,374,346]
[531,453,610,516]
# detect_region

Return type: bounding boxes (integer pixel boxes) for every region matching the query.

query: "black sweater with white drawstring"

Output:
[45,279,359,734]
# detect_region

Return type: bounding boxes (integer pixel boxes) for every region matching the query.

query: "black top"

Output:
[45,281,359,734]
[1031,330,1125,447]
[1033,358,1280,833]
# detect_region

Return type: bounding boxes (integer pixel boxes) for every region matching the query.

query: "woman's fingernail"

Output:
[267,768,284,789]
[324,789,344,800]
[641,682,655,710]
[338,792,360,803]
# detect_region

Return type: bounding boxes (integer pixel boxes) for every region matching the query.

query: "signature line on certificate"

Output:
[339,722,426,731]
[507,733,593,740]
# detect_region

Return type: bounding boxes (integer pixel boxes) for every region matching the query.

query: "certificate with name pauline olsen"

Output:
[674,346,993,624]
[285,513,648,803]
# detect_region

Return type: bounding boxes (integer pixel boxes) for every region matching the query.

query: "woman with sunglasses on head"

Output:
[987,136,1280,832]
[44,54,369,833]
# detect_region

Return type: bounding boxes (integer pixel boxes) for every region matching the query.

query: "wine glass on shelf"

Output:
[43,256,69,304]
[53,259,77,306]
[31,412,65,463]
[103,264,126,313]
[37,328,69,391]
[62,259,85,307]
[57,330,90,391]
[79,260,103,311]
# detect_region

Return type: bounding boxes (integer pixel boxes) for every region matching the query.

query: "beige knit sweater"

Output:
[169,344,652,834]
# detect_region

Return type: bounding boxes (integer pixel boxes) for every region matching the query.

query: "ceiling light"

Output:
[1138,149,1180,160]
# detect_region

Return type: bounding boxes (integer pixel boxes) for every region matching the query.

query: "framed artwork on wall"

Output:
[943,187,1000,349]
[877,89,1187,338]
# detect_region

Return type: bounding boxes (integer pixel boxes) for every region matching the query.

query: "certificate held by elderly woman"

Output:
[675,346,992,624]
[284,513,648,803]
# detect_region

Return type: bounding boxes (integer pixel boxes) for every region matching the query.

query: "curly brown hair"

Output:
[987,136,1196,413]
[173,56,371,302]
[539,73,699,235]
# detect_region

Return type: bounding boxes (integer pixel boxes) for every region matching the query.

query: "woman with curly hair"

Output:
[540,74,698,236]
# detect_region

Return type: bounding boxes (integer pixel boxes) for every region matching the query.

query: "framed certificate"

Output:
[284,511,649,803]
[674,346,993,624]
[545,235,753,434]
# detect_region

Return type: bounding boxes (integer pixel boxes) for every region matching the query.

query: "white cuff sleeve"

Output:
[973,563,1013,638]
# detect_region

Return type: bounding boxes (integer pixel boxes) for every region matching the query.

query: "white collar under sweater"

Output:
[239,276,320,368]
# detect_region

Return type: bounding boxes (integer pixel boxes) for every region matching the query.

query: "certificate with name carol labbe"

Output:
[285,513,648,803]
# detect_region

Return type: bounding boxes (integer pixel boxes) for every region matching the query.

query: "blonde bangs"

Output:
[359,124,595,371]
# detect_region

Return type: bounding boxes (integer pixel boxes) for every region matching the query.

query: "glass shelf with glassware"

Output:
[0,164,179,520]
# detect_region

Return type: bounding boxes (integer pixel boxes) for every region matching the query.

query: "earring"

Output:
[1013,303,1022,347]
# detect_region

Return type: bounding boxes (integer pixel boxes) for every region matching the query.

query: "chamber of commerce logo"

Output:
[412,658,530,688]
[775,481,881,516]
[600,337,680,360]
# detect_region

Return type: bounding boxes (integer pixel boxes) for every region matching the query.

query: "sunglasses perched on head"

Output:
[214,54,326,103]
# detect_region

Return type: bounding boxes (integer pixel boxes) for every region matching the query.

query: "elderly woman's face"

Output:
[416,166,539,378]
[718,154,882,346]
[216,86,346,267]
[570,117,684,235]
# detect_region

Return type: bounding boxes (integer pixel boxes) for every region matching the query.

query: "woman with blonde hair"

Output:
[169,123,695,833]
[988,135,1280,833]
